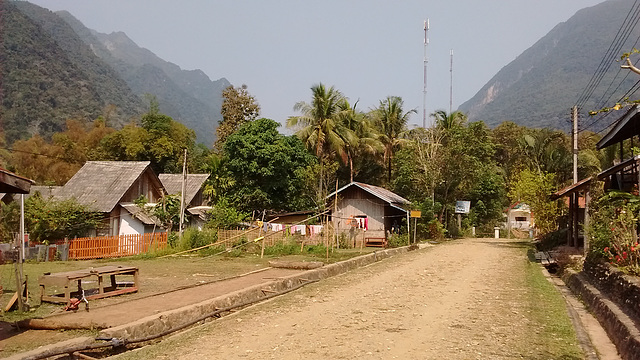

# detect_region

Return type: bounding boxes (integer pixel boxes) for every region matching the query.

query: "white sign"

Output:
[455,201,470,214]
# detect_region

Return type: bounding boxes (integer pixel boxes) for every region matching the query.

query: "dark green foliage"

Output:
[206,198,249,229]
[25,193,102,243]
[99,111,196,174]
[2,2,144,143]
[224,118,317,212]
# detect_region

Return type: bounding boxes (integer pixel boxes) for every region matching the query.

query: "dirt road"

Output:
[117,238,589,360]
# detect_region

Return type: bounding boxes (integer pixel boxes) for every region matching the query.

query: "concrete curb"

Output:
[563,269,640,360]
[9,246,412,359]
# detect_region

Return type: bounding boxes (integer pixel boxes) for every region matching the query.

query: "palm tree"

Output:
[431,110,467,138]
[336,99,382,182]
[287,83,354,198]
[372,96,416,184]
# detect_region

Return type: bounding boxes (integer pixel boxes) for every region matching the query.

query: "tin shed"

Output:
[328,182,410,245]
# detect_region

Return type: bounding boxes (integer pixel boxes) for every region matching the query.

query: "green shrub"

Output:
[179,228,217,251]
[587,190,640,275]
[426,219,445,240]
[387,233,409,248]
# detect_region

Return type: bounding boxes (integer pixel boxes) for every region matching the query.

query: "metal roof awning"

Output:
[597,155,640,179]
[550,177,593,200]
[596,105,640,149]
[0,168,34,194]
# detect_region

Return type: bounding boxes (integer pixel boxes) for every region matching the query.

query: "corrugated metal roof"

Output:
[158,174,209,206]
[328,182,411,206]
[56,161,153,213]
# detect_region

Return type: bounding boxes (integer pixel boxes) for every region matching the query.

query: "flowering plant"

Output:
[588,190,640,274]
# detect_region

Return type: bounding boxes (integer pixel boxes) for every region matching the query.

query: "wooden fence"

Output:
[67,232,168,260]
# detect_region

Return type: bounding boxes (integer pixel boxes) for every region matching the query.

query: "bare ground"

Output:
[114,238,607,360]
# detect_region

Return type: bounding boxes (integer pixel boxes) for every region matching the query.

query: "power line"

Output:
[0,146,86,164]
[575,0,640,109]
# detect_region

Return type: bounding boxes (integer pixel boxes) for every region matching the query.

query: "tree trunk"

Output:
[387,156,392,184]
[349,156,354,183]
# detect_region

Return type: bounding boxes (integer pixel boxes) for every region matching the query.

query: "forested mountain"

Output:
[2,1,228,146]
[1,1,142,143]
[56,10,230,146]
[458,0,640,131]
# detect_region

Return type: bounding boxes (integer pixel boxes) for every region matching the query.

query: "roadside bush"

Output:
[426,219,446,240]
[387,233,409,248]
[338,232,351,249]
[587,190,640,275]
[179,228,217,251]
[263,239,299,256]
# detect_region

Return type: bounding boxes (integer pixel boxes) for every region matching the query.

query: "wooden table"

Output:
[39,265,139,304]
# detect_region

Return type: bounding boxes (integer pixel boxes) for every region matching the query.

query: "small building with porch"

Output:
[553,104,640,250]
[328,182,410,247]
[53,161,166,236]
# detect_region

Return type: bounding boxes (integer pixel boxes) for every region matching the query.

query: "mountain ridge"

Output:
[458,0,640,131]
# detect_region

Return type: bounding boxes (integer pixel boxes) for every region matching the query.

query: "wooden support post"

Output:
[567,194,574,246]
[584,190,591,254]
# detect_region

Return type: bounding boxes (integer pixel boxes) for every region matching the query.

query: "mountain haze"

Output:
[56,10,230,146]
[1,1,142,142]
[458,0,640,131]
[2,1,228,146]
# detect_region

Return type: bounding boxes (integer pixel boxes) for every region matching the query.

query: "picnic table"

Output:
[39,265,139,304]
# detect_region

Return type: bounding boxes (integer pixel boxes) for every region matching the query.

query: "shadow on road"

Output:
[474,238,537,262]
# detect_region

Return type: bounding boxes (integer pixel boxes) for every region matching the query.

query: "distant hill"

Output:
[458,0,640,131]
[56,10,230,146]
[2,1,229,146]
[1,1,142,143]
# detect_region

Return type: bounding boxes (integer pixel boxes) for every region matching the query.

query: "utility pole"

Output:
[571,106,578,247]
[449,49,454,114]
[178,149,187,241]
[423,19,429,128]
[572,106,578,183]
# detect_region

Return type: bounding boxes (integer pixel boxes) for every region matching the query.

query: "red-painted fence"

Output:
[67,232,168,260]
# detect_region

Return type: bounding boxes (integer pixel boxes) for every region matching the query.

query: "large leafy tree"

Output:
[224,118,317,212]
[372,96,416,184]
[214,85,260,152]
[287,83,354,199]
[100,109,196,174]
[25,193,102,243]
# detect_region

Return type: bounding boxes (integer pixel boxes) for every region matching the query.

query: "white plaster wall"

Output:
[119,208,145,235]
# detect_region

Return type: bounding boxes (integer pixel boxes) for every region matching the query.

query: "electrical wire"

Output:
[575,0,640,110]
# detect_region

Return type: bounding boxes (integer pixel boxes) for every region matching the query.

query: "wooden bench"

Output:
[364,237,387,248]
[39,265,139,304]
[534,251,557,267]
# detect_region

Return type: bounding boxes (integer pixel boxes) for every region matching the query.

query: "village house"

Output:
[553,104,640,249]
[158,173,210,230]
[505,202,534,233]
[328,182,410,247]
[51,161,166,236]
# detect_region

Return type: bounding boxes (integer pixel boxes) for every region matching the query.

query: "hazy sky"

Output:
[30,0,606,128]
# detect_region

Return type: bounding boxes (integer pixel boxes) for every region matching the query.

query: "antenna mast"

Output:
[423,19,429,128]
[449,49,453,114]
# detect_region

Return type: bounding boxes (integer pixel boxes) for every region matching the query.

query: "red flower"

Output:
[604,247,610,252]
[623,252,628,259]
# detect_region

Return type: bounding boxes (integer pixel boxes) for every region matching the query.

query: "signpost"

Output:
[455,201,471,235]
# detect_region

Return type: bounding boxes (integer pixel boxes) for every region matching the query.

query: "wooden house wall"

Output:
[190,189,206,207]
[333,187,386,239]
[122,170,163,203]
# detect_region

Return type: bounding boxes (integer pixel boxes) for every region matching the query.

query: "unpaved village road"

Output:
[118,238,584,360]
